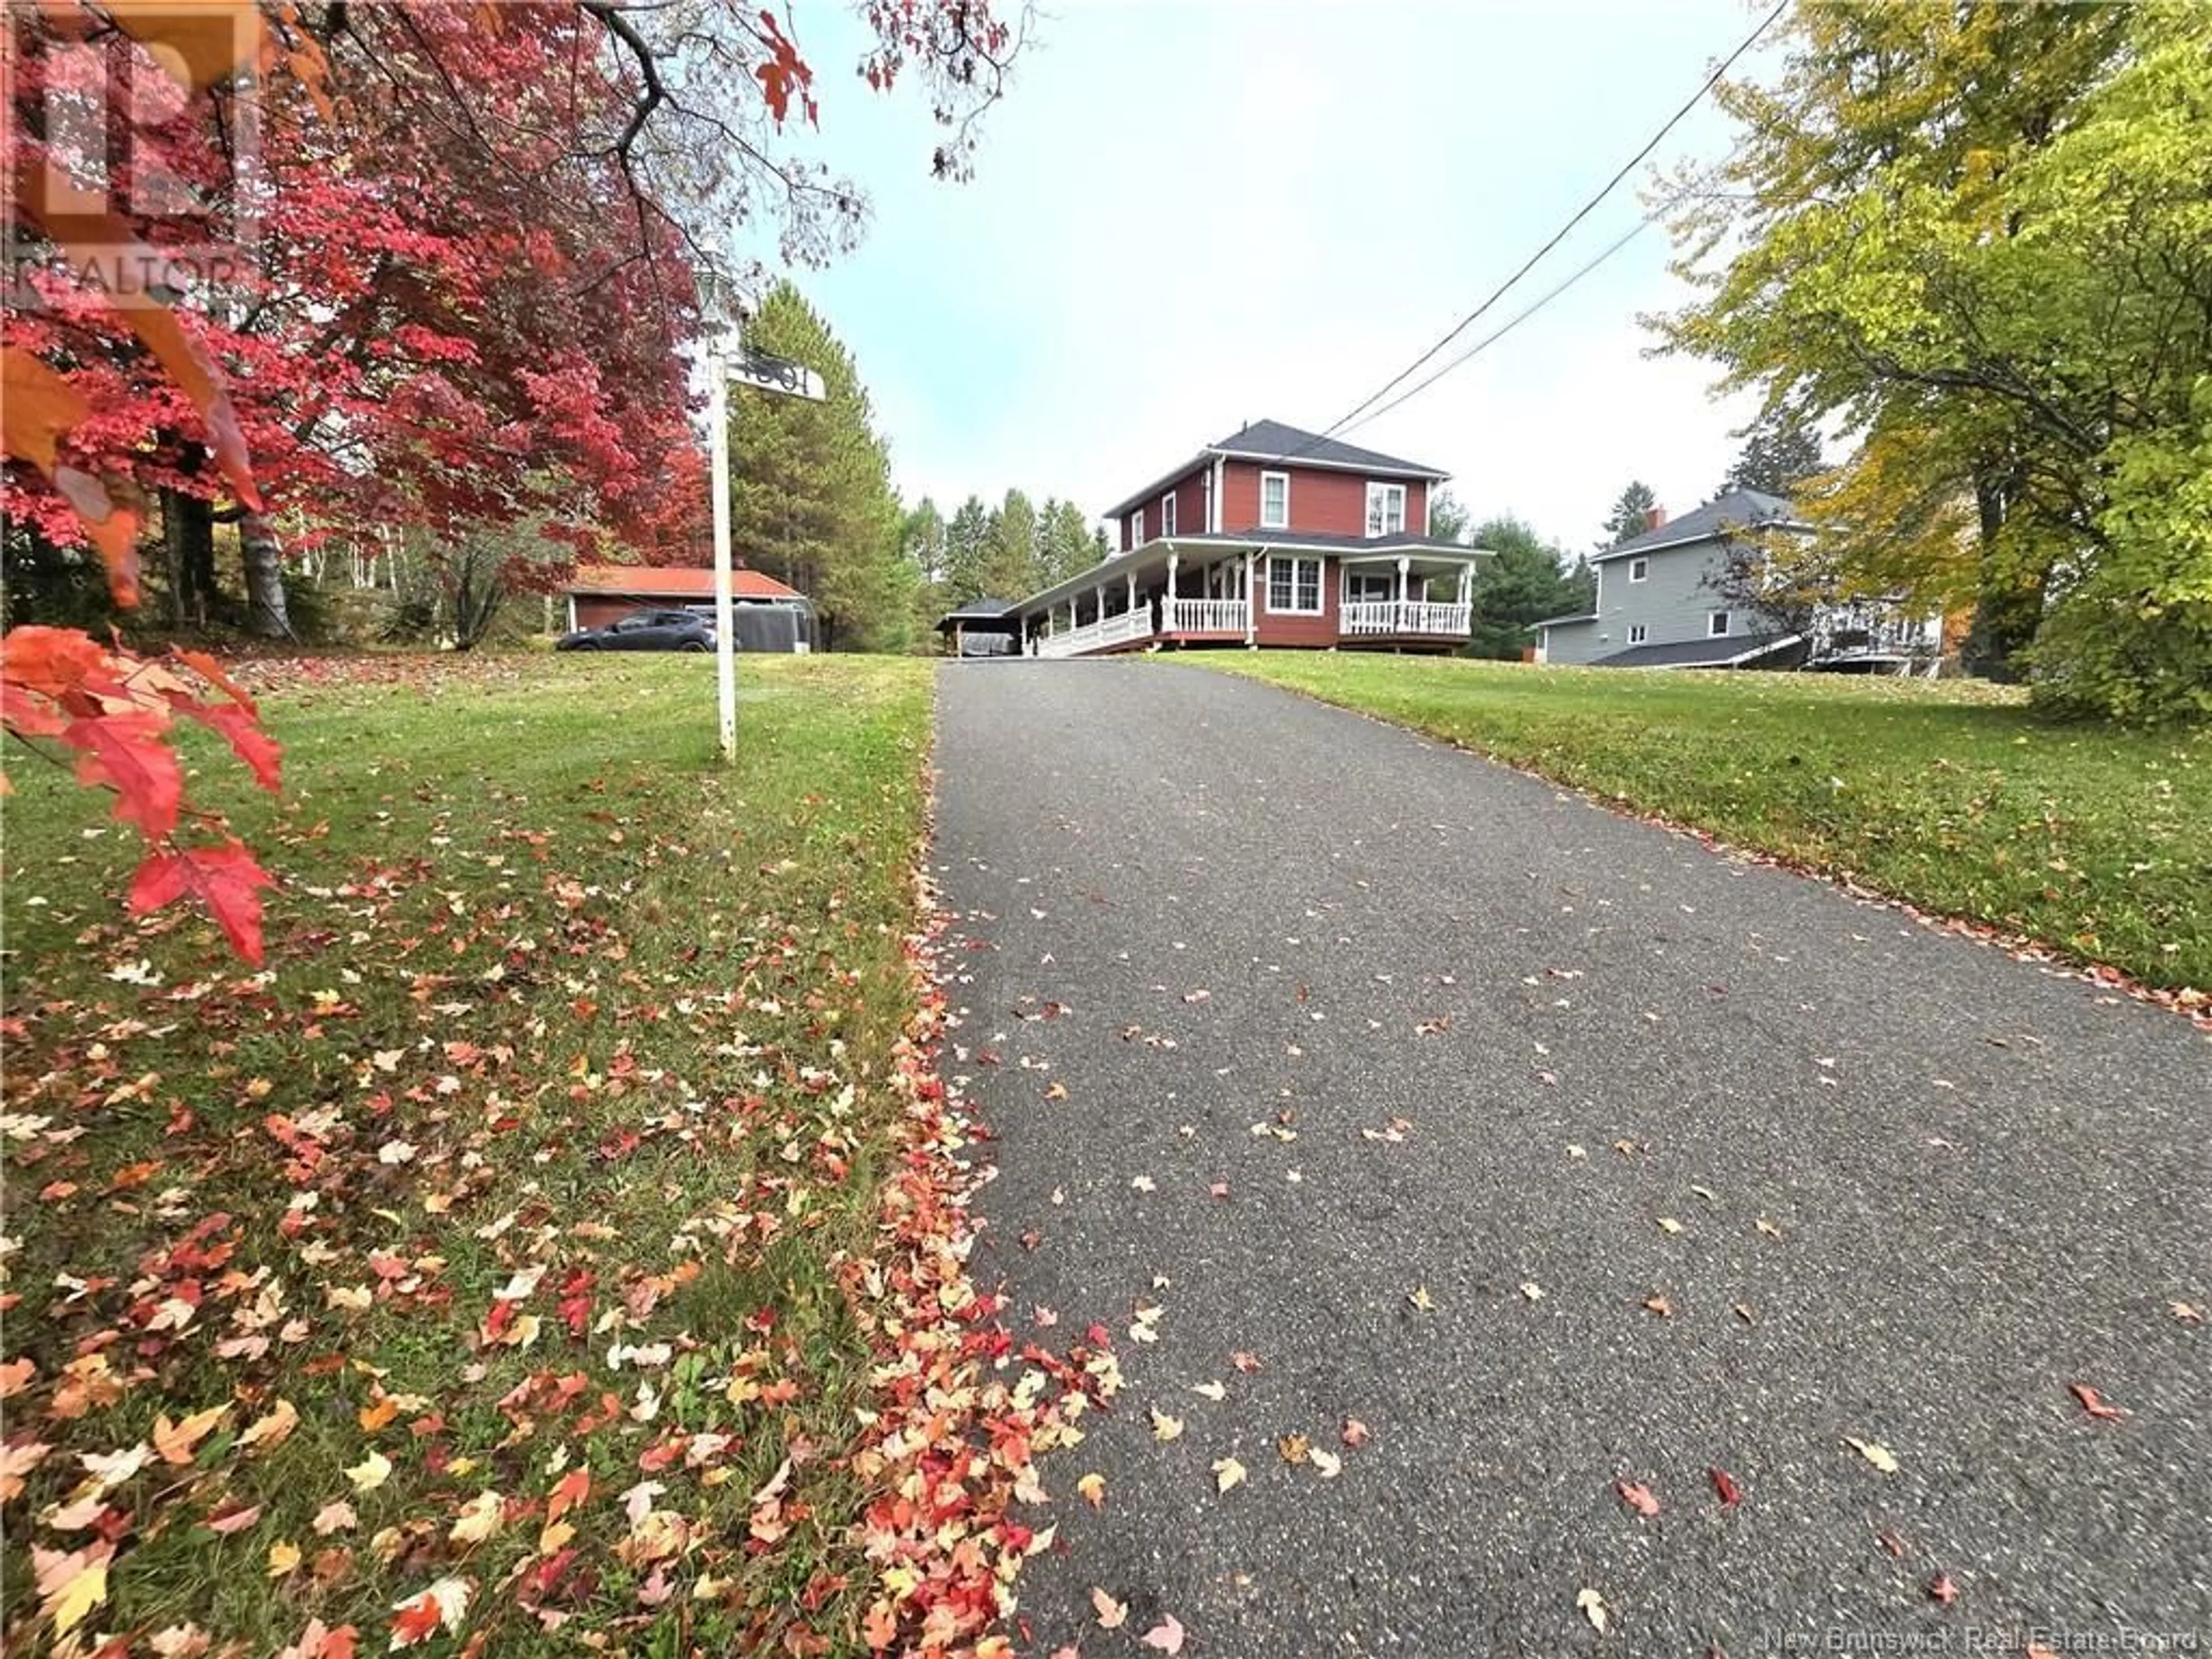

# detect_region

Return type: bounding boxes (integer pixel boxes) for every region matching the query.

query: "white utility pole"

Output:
[709,345,739,762]
[709,340,826,765]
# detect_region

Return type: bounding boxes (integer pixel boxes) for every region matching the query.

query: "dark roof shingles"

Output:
[1597,488,1798,561]
[1208,419,1446,478]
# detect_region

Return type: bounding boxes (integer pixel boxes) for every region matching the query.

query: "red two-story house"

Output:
[1012,419,1487,657]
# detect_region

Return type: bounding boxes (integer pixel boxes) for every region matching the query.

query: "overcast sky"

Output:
[783,0,1777,553]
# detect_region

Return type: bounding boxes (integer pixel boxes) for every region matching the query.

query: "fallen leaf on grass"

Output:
[346,1450,393,1492]
[206,1503,263,1535]
[275,1618,357,1659]
[1211,1456,1246,1494]
[1091,1587,1128,1629]
[1150,1408,1184,1443]
[1616,1481,1660,1517]
[154,1404,229,1464]
[448,1490,503,1544]
[1139,1614,1187,1654]
[546,1467,589,1525]
[2069,1383,2126,1421]
[389,1577,471,1649]
[312,1501,357,1536]
[1843,1437,1899,1474]
[1577,1587,1609,1633]
[1710,1467,1743,1508]
[267,1539,302,1577]
[33,1543,111,1637]
[1075,1472,1105,1510]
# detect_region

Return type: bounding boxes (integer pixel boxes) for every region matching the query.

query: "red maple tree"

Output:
[5,0,1016,961]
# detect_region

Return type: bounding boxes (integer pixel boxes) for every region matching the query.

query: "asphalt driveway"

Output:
[931,659,2209,1658]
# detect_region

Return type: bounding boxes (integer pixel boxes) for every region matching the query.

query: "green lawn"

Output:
[1196,653,2210,996]
[1,653,1073,1657]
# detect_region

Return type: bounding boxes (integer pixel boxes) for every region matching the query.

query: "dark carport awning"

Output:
[934,596,1020,635]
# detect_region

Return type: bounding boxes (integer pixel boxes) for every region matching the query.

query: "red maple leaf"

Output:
[127,840,278,964]
[176,698,283,793]
[387,1593,444,1649]
[1710,1467,1743,1508]
[65,711,184,838]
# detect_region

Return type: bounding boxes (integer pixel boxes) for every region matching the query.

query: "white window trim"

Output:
[1365,481,1407,538]
[1161,492,1177,538]
[1128,510,1143,551]
[1709,611,1732,637]
[1628,623,1649,645]
[1628,556,1649,583]
[1265,554,1324,615]
[1344,569,1393,605]
[1259,470,1291,531]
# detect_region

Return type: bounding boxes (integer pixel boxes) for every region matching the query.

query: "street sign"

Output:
[729,351,825,403]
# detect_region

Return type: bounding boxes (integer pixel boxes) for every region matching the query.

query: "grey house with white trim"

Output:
[1532,490,1941,673]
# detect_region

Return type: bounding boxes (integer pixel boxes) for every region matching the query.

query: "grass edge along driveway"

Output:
[1195,653,2209,1006]
[0,653,1105,1659]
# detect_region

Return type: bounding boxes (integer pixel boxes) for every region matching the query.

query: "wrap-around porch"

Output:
[1027,541,1479,658]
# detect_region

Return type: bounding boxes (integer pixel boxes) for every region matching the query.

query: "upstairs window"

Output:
[1128,510,1143,551]
[1709,611,1732,637]
[1365,482,1406,537]
[1260,471,1291,529]
[1628,623,1649,644]
[1628,556,1649,582]
[1161,493,1177,537]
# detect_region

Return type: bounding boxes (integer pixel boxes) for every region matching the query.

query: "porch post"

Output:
[1244,550,1257,646]
[1396,556,1410,609]
[1126,571,1135,618]
[1166,554,1180,631]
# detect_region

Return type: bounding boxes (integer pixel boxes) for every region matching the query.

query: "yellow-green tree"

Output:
[1655,1,2211,719]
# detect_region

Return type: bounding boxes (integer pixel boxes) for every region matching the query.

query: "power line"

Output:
[1335,133,1758,441]
[1260,0,1789,471]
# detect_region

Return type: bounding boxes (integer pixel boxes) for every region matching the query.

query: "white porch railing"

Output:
[1165,597,1249,633]
[1036,607,1154,659]
[1341,600,1472,637]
